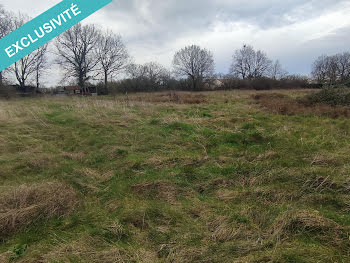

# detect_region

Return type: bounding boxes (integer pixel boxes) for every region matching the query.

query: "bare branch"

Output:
[172,45,214,90]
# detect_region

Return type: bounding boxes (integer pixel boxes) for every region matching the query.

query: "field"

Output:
[0,90,349,262]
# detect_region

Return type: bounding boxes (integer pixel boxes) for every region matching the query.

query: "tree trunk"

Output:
[20,80,26,93]
[78,74,85,94]
[0,71,2,86]
[104,72,108,90]
[35,69,39,94]
[191,76,196,91]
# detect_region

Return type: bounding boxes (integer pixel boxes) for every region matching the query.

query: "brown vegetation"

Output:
[0,183,78,239]
[40,235,142,263]
[61,151,86,161]
[208,216,239,242]
[271,210,348,247]
[253,92,350,118]
[132,181,178,204]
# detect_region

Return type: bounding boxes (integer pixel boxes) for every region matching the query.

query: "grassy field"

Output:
[0,90,349,262]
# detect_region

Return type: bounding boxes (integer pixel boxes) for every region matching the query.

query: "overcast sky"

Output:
[2,0,350,87]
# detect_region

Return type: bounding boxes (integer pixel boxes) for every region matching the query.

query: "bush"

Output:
[304,87,350,106]
[250,77,280,90]
[106,78,188,94]
[222,75,310,90]
[0,85,17,99]
[280,75,309,89]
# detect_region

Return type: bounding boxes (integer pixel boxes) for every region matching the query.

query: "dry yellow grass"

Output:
[0,182,78,239]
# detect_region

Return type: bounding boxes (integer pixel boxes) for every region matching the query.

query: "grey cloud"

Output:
[2,0,350,85]
[104,0,347,39]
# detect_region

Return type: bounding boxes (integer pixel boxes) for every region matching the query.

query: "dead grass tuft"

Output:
[217,189,239,202]
[166,246,206,263]
[208,216,239,241]
[78,168,114,183]
[271,210,347,245]
[132,181,178,204]
[309,154,338,166]
[0,182,78,239]
[253,93,350,118]
[256,151,277,161]
[105,221,126,241]
[41,236,139,263]
[197,177,235,194]
[301,175,346,193]
[61,151,85,161]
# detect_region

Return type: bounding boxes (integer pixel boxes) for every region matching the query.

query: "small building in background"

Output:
[53,85,99,96]
[64,86,81,95]
[203,79,228,90]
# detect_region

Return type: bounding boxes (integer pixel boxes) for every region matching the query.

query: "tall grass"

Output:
[0,91,349,262]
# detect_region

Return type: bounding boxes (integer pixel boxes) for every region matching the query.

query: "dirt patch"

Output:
[124,92,207,104]
[132,181,178,204]
[253,93,350,118]
[0,182,78,240]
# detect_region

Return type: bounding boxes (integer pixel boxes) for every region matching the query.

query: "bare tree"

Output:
[0,5,13,85]
[95,31,129,89]
[0,5,11,37]
[311,55,328,83]
[12,46,48,91]
[126,63,146,79]
[269,60,288,80]
[312,53,350,84]
[230,45,273,79]
[34,43,48,91]
[143,62,170,85]
[173,45,214,91]
[326,56,338,84]
[253,50,273,78]
[126,62,171,91]
[336,52,350,83]
[230,45,248,79]
[10,13,48,92]
[56,23,100,92]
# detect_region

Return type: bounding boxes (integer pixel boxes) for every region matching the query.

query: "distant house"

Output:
[64,86,81,95]
[203,79,228,90]
[55,85,98,96]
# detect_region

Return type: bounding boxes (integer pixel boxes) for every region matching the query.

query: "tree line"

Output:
[0,5,348,95]
[311,53,350,85]
[0,7,130,93]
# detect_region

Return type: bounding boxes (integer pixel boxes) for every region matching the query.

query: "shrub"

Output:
[304,87,350,106]
[222,76,310,90]
[0,85,17,99]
